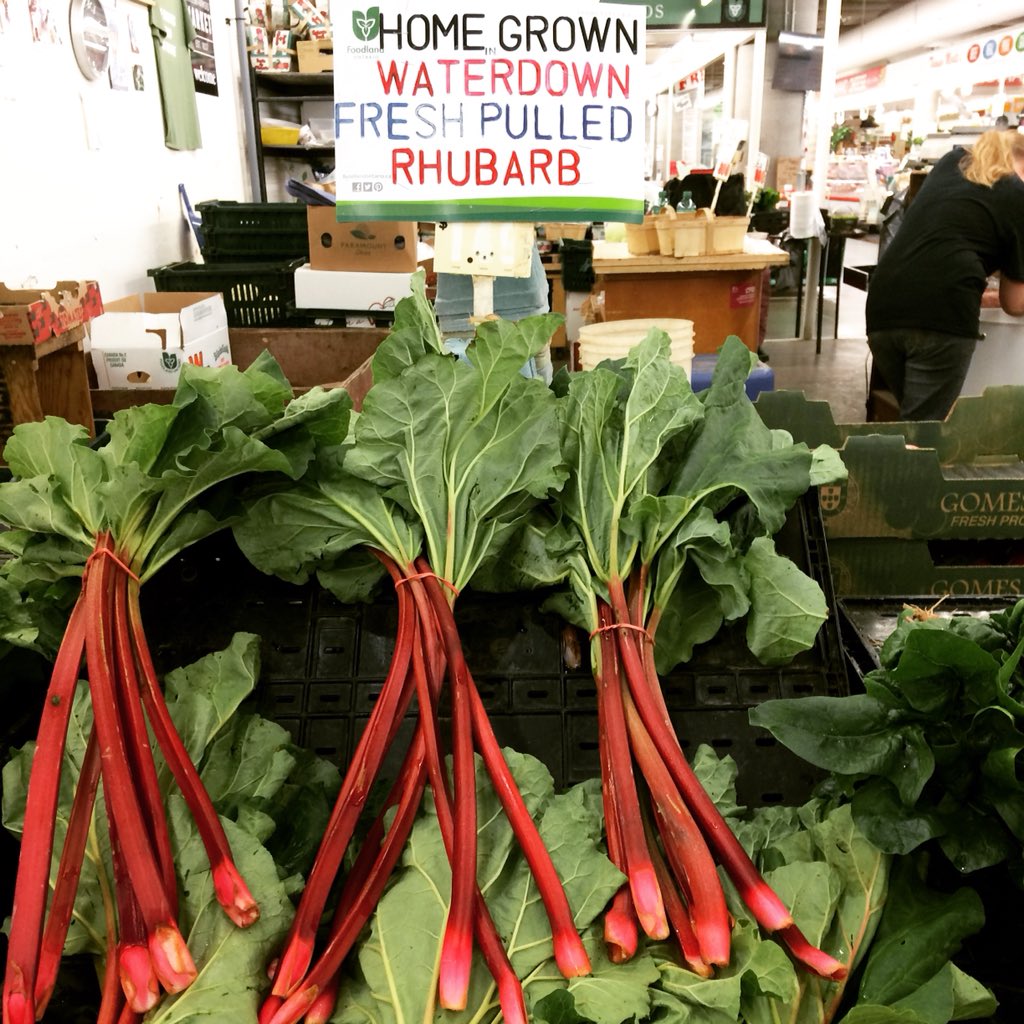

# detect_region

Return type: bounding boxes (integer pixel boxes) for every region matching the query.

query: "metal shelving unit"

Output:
[248,69,335,201]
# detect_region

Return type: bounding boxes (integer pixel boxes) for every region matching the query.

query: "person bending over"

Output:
[866,128,1024,420]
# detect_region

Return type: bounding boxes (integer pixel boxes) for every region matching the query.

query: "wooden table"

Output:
[588,239,790,354]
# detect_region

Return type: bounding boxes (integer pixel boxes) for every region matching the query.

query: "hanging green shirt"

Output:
[150,0,202,151]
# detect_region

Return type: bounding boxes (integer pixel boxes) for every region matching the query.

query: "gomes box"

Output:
[756,387,1024,540]
[755,387,1024,598]
[307,207,418,272]
[90,292,231,389]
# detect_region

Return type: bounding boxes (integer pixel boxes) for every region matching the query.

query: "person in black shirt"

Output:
[866,128,1024,420]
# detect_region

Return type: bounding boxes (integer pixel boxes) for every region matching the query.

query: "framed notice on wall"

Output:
[332,2,647,223]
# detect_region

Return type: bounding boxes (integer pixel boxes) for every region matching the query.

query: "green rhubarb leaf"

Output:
[556,330,700,583]
[527,934,660,1024]
[346,315,565,588]
[0,576,41,652]
[743,537,828,665]
[232,455,421,591]
[260,745,340,879]
[197,713,297,818]
[161,632,263,771]
[0,419,106,541]
[666,337,838,536]
[370,268,445,383]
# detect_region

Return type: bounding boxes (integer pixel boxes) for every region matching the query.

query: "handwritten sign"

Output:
[333,2,646,222]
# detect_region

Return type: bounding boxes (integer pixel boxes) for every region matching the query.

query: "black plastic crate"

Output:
[138,493,847,808]
[148,258,303,327]
[196,200,310,262]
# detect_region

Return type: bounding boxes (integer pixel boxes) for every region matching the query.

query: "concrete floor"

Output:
[760,236,879,425]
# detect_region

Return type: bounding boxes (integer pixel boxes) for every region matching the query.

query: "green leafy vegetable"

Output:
[750,601,1024,877]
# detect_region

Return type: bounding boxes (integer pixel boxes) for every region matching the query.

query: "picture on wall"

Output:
[186,0,217,96]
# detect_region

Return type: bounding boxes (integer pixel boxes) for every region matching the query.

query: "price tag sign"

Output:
[712,118,748,181]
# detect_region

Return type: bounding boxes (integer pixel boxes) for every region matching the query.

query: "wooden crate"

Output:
[1,325,94,462]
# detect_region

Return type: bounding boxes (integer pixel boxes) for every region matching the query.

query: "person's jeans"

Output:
[867,328,977,421]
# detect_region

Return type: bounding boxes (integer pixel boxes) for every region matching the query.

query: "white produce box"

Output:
[90,292,231,389]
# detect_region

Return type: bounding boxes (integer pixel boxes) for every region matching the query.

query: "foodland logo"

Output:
[352,7,381,43]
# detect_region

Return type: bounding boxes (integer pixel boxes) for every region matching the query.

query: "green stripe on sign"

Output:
[334,198,645,223]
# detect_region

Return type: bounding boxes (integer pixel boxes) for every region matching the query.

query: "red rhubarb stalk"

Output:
[113,575,177,909]
[402,593,528,1024]
[126,582,257,932]
[33,727,102,1013]
[644,817,711,978]
[268,570,418,998]
[106,812,161,1014]
[624,687,731,966]
[436,600,477,1012]
[2,596,87,1024]
[415,564,593,978]
[605,576,794,934]
[779,925,849,980]
[595,603,668,942]
[83,536,194,992]
[600,743,639,963]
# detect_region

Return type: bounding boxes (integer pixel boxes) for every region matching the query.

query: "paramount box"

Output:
[89,292,231,389]
[755,387,1024,598]
[306,208,418,272]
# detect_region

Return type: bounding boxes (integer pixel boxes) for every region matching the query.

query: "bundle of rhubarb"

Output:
[0,355,349,1024]
[233,275,595,1024]
[478,331,851,978]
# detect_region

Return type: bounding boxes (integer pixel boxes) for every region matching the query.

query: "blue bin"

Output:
[690,353,774,400]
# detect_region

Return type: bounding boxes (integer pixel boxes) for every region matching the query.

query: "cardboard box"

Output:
[297,38,333,73]
[756,388,1024,541]
[90,327,385,416]
[828,538,1024,600]
[755,388,1024,598]
[306,207,418,272]
[89,292,231,389]
[0,280,103,346]
[294,264,414,311]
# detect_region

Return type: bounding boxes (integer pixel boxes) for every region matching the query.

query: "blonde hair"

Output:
[960,128,1024,187]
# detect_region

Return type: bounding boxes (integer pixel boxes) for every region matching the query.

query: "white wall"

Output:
[0,2,252,303]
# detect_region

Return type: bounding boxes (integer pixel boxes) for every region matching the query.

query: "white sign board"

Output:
[332,3,646,222]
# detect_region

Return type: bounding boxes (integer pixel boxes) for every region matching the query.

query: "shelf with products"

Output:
[249,69,336,201]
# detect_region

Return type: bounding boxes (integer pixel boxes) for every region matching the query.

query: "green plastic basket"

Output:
[148,258,303,328]
[196,201,310,261]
